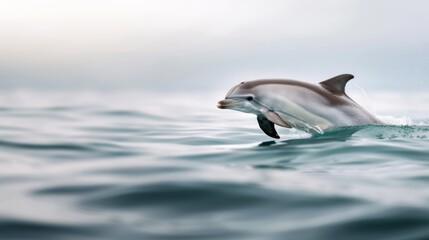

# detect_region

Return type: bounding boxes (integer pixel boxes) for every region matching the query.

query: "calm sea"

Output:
[0,90,428,240]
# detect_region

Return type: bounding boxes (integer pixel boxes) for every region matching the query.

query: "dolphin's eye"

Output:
[247,96,253,101]
[240,82,244,84]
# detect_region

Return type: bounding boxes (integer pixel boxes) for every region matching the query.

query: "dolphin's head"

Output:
[217,81,258,113]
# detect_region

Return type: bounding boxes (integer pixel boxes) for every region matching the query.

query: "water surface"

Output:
[0,91,428,240]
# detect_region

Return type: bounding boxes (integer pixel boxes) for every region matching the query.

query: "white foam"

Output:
[377,115,413,125]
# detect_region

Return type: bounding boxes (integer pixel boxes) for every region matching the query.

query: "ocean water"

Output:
[0,90,429,240]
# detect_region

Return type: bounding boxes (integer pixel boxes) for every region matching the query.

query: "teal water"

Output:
[0,91,429,240]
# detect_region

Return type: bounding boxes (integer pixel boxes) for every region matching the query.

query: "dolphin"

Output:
[217,74,383,139]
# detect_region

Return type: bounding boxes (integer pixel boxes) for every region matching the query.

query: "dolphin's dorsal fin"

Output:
[319,74,354,94]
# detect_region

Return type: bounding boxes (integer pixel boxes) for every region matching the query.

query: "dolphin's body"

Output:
[217,74,383,138]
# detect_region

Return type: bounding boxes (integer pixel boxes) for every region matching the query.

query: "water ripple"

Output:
[1,93,429,240]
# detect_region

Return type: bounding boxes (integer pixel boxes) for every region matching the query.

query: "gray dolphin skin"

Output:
[217,74,383,139]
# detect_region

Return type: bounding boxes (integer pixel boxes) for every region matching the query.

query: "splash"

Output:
[315,125,429,140]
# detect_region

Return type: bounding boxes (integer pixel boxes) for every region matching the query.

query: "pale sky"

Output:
[0,0,428,91]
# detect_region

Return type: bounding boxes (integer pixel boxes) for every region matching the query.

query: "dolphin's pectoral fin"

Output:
[261,109,292,128]
[319,74,354,94]
[257,115,280,139]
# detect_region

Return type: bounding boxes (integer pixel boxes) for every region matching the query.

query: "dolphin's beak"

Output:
[217,99,242,109]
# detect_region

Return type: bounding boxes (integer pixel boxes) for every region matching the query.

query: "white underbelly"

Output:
[270,99,333,133]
